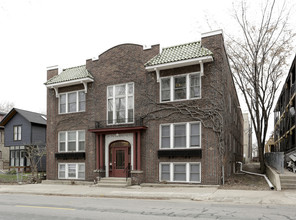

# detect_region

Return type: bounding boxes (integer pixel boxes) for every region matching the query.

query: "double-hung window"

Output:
[174,124,186,148]
[9,146,27,167]
[13,126,22,141]
[58,163,85,179]
[160,72,201,102]
[161,125,170,149]
[107,83,134,124]
[174,164,186,181]
[174,76,186,100]
[160,122,201,149]
[59,90,86,114]
[159,162,201,183]
[58,130,85,152]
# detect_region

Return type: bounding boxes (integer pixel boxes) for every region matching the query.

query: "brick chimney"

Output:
[201,29,224,51]
[46,65,59,81]
[143,44,160,64]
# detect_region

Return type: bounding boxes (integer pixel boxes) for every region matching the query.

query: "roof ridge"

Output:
[163,41,201,50]
[63,65,86,71]
[145,40,213,67]
[14,108,46,116]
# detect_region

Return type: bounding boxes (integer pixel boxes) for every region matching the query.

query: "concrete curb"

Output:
[0,184,296,205]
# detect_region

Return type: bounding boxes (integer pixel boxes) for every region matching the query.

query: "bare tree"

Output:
[0,101,14,113]
[25,145,46,183]
[227,0,295,172]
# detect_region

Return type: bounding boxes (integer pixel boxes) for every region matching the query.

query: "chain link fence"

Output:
[0,169,29,184]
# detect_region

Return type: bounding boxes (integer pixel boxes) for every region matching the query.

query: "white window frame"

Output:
[59,90,86,114]
[9,146,27,167]
[58,163,85,180]
[159,122,201,149]
[160,72,201,102]
[159,162,201,183]
[107,82,134,125]
[58,130,85,152]
[13,125,22,141]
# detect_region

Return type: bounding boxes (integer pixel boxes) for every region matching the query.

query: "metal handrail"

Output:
[95,117,144,129]
[124,164,130,181]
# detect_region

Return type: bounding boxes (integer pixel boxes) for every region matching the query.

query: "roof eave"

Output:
[45,77,94,98]
[145,55,213,72]
[145,56,213,82]
[0,108,16,126]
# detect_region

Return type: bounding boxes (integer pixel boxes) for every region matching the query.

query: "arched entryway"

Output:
[109,141,131,177]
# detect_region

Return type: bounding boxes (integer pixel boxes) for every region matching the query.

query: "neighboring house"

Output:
[0,112,9,170]
[45,30,243,185]
[0,108,47,171]
[265,136,275,153]
[274,54,296,159]
[243,113,252,163]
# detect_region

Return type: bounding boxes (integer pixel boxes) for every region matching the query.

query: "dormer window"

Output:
[160,72,201,102]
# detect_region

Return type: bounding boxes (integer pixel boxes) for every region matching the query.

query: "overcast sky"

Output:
[0,0,295,136]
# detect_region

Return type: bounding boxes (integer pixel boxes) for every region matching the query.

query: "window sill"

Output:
[107,121,134,126]
[160,147,201,150]
[160,97,201,103]
[159,181,201,184]
[58,111,86,115]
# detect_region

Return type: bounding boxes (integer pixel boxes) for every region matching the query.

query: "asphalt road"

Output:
[0,193,295,220]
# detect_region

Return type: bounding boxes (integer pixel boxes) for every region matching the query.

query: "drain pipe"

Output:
[236,162,274,190]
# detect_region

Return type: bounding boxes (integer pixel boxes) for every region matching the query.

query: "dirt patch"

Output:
[219,173,270,190]
[219,163,271,191]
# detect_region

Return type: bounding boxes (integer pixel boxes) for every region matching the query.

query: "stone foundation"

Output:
[131,170,144,185]
[94,169,105,182]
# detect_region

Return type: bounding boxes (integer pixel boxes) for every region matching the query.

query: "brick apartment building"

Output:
[45,30,243,185]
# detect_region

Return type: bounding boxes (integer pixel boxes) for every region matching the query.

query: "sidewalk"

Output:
[0,183,296,205]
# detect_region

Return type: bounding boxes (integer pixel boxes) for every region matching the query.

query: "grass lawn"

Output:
[0,173,29,183]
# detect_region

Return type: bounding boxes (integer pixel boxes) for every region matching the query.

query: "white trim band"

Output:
[201,29,223,39]
[146,56,213,82]
[46,78,94,98]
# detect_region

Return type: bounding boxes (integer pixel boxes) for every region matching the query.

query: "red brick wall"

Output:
[46,38,243,185]
[202,32,244,178]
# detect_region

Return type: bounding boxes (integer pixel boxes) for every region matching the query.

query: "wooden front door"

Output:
[109,141,130,177]
[111,147,128,177]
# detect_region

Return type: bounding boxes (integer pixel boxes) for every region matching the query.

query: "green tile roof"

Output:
[45,65,94,85]
[145,41,213,67]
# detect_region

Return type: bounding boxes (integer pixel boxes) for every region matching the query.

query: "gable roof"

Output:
[145,41,213,67]
[0,108,46,126]
[45,65,94,85]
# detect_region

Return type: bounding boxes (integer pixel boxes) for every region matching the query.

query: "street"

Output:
[0,194,295,220]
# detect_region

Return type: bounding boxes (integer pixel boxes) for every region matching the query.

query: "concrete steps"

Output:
[96,177,131,188]
[280,175,296,189]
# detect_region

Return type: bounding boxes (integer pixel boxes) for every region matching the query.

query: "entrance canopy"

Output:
[89,126,147,177]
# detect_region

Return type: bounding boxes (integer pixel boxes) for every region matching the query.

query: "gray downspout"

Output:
[236,162,274,190]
